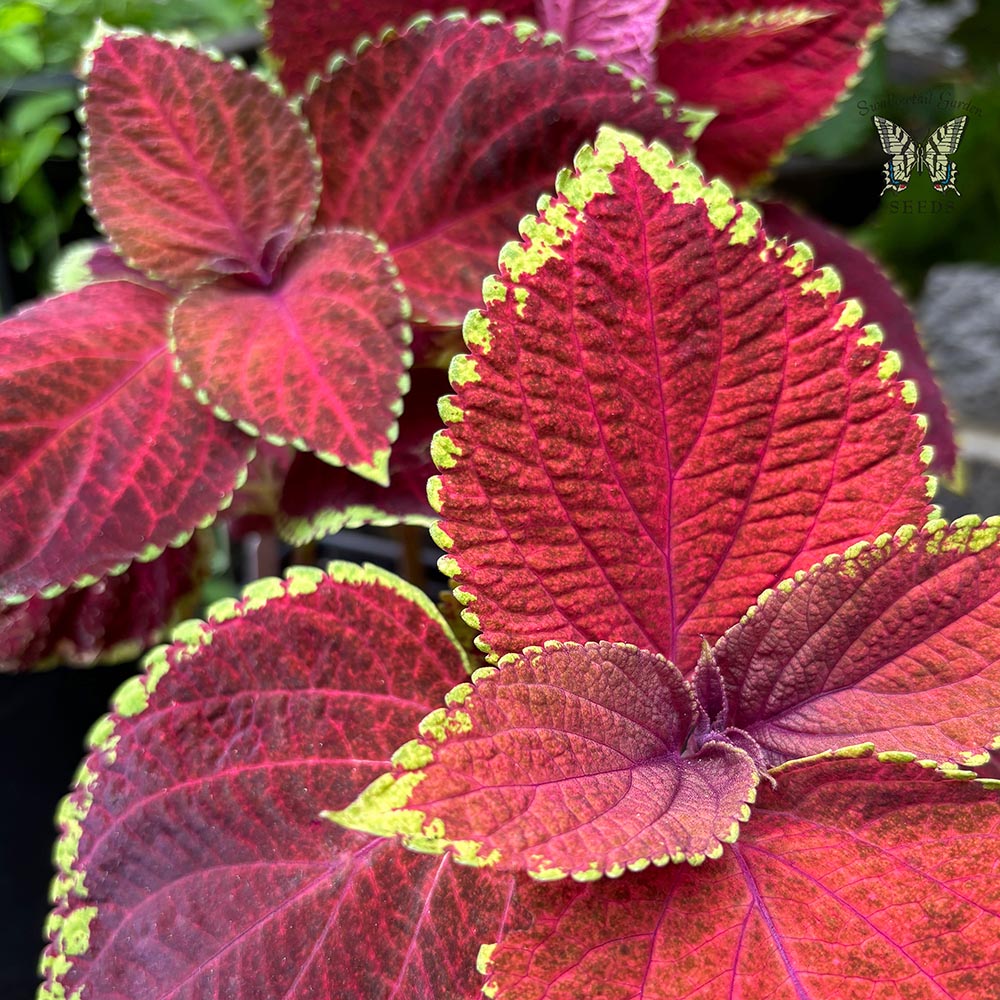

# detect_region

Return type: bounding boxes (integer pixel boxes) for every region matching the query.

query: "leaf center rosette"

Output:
[331,640,761,880]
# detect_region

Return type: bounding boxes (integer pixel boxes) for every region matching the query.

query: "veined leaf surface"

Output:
[40,564,519,1000]
[432,128,930,671]
[0,282,252,603]
[335,641,759,880]
[484,753,1000,999]
[84,32,318,285]
[169,229,411,484]
[304,15,700,325]
[712,518,1000,768]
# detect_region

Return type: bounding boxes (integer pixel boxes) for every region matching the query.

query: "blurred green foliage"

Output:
[0,0,259,297]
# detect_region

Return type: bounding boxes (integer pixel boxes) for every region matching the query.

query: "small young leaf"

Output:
[0,537,206,672]
[484,753,1000,999]
[433,127,930,671]
[715,518,1000,768]
[657,0,885,185]
[304,15,698,325]
[84,32,318,285]
[169,229,411,484]
[277,367,447,544]
[39,563,521,1000]
[0,282,252,603]
[334,641,759,879]
[542,0,669,78]
[265,0,535,94]
[760,201,957,479]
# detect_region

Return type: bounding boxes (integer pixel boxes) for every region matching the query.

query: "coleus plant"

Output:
[0,0,960,672]
[40,129,1000,999]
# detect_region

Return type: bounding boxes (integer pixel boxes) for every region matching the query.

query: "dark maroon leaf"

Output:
[39,563,525,999]
[713,517,1000,768]
[265,0,535,95]
[0,537,207,672]
[304,15,701,325]
[0,281,253,603]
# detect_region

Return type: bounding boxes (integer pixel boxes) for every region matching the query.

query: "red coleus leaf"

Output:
[708,516,1000,768]
[761,201,958,479]
[657,0,885,186]
[170,229,411,483]
[278,366,448,543]
[40,562,523,1000]
[541,0,669,78]
[265,0,535,95]
[0,282,252,603]
[483,752,1000,999]
[0,537,206,672]
[84,31,318,286]
[432,127,931,672]
[303,15,705,325]
[334,640,759,879]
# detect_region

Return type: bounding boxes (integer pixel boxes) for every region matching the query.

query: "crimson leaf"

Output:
[84,31,318,286]
[265,0,535,94]
[483,752,1000,999]
[431,127,930,672]
[657,0,885,185]
[39,563,523,1000]
[0,281,252,603]
[761,201,958,479]
[710,516,1000,768]
[334,641,759,879]
[169,229,411,483]
[303,14,706,325]
[0,537,206,672]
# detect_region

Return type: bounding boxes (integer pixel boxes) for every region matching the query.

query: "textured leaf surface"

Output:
[336,641,759,879]
[265,0,534,94]
[278,367,447,544]
[484,753,1000,999]
[0,538,205,672]
[761,201,957,478]
[542,0,668,77]
[304,15,699,325]
[0,282,252,603]
[657,0,885,185]
[713,517,1000,768]
[40,563,522,1000]
[84,32,318,285]
[170,229,410,484]
[433,128,930,671]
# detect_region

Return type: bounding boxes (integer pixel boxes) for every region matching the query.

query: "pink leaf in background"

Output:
[432,128,930,671]
[84,32,318,285]
[0,538,206,672]
[278,366,447,543]
[336,641,759,879]
[657,0,885,186]
[304,15,700,325]
[40,563,522,1000]
[483,753,1000,999]
[0,282,252,603]
[712,518,1000,767]
[541,0,669,77]
[169,230,410,485]
[761,201,958,478]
